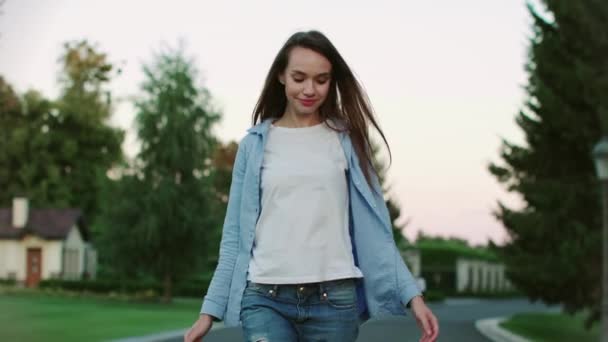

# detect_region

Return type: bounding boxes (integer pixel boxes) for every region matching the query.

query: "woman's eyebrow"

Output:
[291,70,331,77]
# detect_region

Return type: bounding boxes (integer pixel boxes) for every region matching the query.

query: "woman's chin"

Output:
[295,106,320,116]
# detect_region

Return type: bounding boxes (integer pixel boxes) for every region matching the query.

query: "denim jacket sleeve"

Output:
[200,135,250,319]
[369,165,422,309]
[395,243,422,309]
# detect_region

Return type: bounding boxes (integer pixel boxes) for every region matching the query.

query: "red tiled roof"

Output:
[0,208,88,241]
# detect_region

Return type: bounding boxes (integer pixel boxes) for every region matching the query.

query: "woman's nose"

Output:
[303,80,315,96]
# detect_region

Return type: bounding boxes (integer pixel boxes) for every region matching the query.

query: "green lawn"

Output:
[500,312,600,342]
[0,290,202,342]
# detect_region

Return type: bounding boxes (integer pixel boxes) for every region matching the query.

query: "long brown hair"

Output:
[252,30,392,190]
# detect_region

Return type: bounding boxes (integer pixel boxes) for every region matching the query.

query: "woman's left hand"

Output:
[409,295,439,342]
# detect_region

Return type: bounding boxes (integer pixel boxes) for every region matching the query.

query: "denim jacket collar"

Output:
[246,117,353,160]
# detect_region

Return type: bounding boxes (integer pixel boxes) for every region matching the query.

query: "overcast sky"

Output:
[0,0,536,245]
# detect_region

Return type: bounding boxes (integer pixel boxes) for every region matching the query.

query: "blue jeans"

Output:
[240,277,361,341]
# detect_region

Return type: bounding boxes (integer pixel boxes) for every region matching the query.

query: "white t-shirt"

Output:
[247,120,364,284]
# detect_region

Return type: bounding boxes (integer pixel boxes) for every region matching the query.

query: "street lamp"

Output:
[592,136,608,341]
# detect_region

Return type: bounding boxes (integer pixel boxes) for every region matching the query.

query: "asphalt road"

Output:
[167,297,557,342]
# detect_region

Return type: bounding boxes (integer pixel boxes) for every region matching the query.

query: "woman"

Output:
[185,30,439,342]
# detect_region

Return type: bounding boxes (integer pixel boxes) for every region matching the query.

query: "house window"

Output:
[63,248,79,279]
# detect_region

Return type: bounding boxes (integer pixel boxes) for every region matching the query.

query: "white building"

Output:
[455,258,513,293]
[0,198,97,286]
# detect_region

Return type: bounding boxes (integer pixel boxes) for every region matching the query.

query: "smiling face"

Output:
[278,46,332,118]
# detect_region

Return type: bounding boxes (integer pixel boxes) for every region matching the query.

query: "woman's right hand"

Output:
[184,314,214,342]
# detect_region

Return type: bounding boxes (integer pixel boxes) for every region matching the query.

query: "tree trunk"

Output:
[162,272,173,303]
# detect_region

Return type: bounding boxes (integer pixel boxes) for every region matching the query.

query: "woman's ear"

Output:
[278,73,285,85]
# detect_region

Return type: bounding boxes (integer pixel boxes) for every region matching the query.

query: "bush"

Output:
[450,289,523,298]
[0,278,16,285]
[38,277,212,298]
[423,289,446,302]
[39,279,162,295]
[174,280,209,298]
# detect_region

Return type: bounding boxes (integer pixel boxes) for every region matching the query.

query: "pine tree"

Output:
[488,1,607,326]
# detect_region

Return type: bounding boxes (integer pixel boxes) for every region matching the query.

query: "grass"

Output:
[500,312,600,342]
[0,287,202,342]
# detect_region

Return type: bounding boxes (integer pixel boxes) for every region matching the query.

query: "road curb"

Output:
[475,316,530,342]
[108,322,224,342]
[108,328,188,342]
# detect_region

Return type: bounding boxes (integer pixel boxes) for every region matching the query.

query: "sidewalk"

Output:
[475,316,530,342]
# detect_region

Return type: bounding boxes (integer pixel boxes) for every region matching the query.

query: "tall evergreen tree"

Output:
[97,45,222,302]
[489,1,607,326]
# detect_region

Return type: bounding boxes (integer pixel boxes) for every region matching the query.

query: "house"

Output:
[400,247,425,291]
[454,258,513,293]
[0,198,97,287]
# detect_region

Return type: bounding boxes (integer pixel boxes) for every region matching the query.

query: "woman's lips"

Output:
[299,99,317,107]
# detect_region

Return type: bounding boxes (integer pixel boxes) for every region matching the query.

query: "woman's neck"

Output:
[274,111,322,128]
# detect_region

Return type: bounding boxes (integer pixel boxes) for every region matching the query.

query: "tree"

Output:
[0,76,28,203]
[0,85,73,207]
[370,140,410,249]
[98,45,222,302]
[0,41,124,218]
[0,75,81,208]
[203,140,238,266]
[53,40,124,219]
[488,1,607,327]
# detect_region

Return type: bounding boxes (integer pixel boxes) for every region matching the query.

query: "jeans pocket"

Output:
[243,281,266,297]
[325,280,357,309]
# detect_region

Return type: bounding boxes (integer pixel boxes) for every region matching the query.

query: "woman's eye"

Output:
[291,76,328,84]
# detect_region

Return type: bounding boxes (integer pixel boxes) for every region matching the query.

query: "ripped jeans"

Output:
[240,278,361,342]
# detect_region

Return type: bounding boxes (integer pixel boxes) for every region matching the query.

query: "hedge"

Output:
[0,278,17,285]
[38,277,211,298]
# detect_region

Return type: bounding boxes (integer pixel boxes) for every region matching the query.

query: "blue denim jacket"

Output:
[200,118,421,327]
